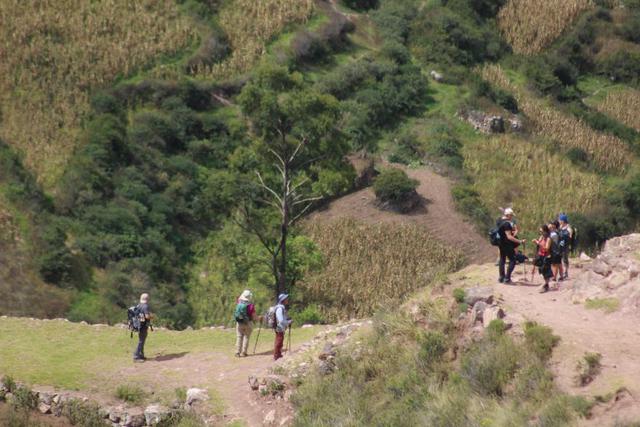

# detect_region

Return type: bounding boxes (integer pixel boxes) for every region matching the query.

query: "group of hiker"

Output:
[493,208,573,293]
[127,291,292,362]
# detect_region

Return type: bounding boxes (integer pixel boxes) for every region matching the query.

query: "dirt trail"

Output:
[454,263,640,425]
[112,346,298,427]
[309,164,495,264]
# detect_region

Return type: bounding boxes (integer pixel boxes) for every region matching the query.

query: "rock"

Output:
[264,409,277,426]
[38,402,51,414]
[579,252,592,261]
[471,301,488,324]
[430,70,444,82]
[318,342,336,360]
[0,381,6,393]
[508,116,523,132]
[4,392,13,404]
[279,415,293,426]
[38,392,53,405]
[463,287,494,306]
[108,407,124,423]
[301,324,313,329]
[144,404,170,426]
[590,259,612,277]
[482,306,505,326]
[186,388,209,405]
[318,359,335,376]
[489,116,505,133]
[607,272,628,289]
[123,408,146,427]
[249,376,260,391]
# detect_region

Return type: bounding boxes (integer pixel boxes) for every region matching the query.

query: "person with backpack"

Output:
[133,293,152,362]
[234,290,258,358]
[496,208,526,284]
[549,221,563,285]
[273,293,292,361]
[558,214,573,280]
[532,225,553,293]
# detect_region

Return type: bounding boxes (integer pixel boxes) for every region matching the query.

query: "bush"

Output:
[418,331,447,367]
[11,387,37,410]
[452,288,465,303]
[486,319,507,340]
[566,147,589,166]
[575,352,602,386]
[597,51,640,85]
[115,384,146,404]
[342,0,378,11]
[61,400,106,427]
[1,375,16,393]
[451,184,492,229]
[461,335,520,396]
[373,168,419,204]
[294,304,325,325]
[524,322,560,361]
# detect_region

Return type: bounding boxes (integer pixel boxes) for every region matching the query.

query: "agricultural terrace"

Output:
[0,0,195,187]
[481,64,632,173]
[498,0,594,55]
[593,88,640,132]
[300,219,464,321]
[463,135,604,234]
[197,0,315,79]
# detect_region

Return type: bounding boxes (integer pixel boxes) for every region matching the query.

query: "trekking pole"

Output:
[287,325,292,353]
[253,314,263,354]
[522,241,527,282]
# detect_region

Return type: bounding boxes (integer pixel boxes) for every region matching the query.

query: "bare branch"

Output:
[291,201,318,224]
[256,171,283,204]
[267,147,286,167]
[290,176,310,193]
[288,137,307,164]
[292,195,323,206]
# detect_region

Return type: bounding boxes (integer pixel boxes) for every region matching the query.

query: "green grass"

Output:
[0,318,322,391]
[115,384,146,404]
[585,297,620,313]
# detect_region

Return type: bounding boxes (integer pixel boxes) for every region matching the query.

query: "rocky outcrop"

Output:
[570,234,640,314]
[458,109,524,134]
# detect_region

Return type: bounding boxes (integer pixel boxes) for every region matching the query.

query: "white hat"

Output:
[239,290,253,302]
[504,207,514,216]
[140,293,149,304]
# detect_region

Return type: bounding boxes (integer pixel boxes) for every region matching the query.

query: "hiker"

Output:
[133,293,152,362]
[234,290,258,357]
[497,208,526,284]
[273,293,292,361]
[549,221,563,284]
[558,214,573,280]
[532,225,553,293]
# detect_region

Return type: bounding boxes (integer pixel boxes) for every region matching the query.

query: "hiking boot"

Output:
[503,278,512,284]
[242,352,248,357]
[235,352,241,358]
[498,277,504,283]
[538,284,549,293]
[133,358,145,363]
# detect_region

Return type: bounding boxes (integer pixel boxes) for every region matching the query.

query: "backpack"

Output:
[551,236,562,257]
[558,228,571,249]
[234,302,249,323]
[127,304,143,334]
[488,227,501,246]
[266,306,278,329]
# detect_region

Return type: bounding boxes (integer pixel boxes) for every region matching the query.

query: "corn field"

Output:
[0,0,196,187]
[195,0,314,79]
[594,88,640,132]
[498,0,594,55]
[463,135,603,234]
[481,64,632,173]
[300,219,463,321]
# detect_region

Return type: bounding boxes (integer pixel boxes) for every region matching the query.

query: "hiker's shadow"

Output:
[506,280,540,287]
[152,352,188,362]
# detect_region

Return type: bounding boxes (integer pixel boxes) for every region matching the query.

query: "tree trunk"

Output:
[277,162,289,299]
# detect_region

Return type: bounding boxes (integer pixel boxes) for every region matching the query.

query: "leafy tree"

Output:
[237,65,350,298]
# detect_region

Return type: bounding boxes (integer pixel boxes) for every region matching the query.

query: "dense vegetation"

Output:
[1,0,640,329]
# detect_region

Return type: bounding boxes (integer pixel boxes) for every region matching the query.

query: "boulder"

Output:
[38,402,51,414]
[509,116,523,132]
[123,408,146,427]
[248,376,260,391]
[471,301,488,324]
[144,404,170,426]
[430,70,444,82]
[579,252,592,261]
[108,407,124,423]
[482,306,505,326]
[186,388,209,406]
[590,259,612,277]
[463,287,494,306]
[607,272,628,289]
[318,342,336,360]
[37,391,53,405]
[318,359,335,376]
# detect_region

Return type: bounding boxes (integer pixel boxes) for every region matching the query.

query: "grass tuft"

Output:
[575,352,602,386]
[115,384,146,404]
[585,297,620,313]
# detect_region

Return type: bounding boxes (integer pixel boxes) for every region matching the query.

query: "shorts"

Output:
[550,254,562,264]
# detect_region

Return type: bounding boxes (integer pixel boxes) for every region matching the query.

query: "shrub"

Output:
[342,0,378,11]
[61,400,106,427]
[597,51,640,85]
[566,147,589,166]
[11,387,37,410]
[575,352,602,386]
[418,331,447,367]
[461,336,520,396]
[486,319,507,340]
[294,304,325,325]
[1,375,17,393]
[451,184,493,230]
[537,396,575,427]
[373,168,419,205]
[452,288,466,303]
[115,384,146,404]
[585,297,619,313]
[524,322,560,361]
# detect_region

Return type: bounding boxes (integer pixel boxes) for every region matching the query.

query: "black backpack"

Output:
[127,305,143,336]
[488,227,501,246]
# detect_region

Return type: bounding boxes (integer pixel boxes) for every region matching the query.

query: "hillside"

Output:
[2,0,640,424]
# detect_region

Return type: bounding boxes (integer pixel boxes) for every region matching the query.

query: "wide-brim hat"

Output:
[239,290,253,302]
[277,293,289,304]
